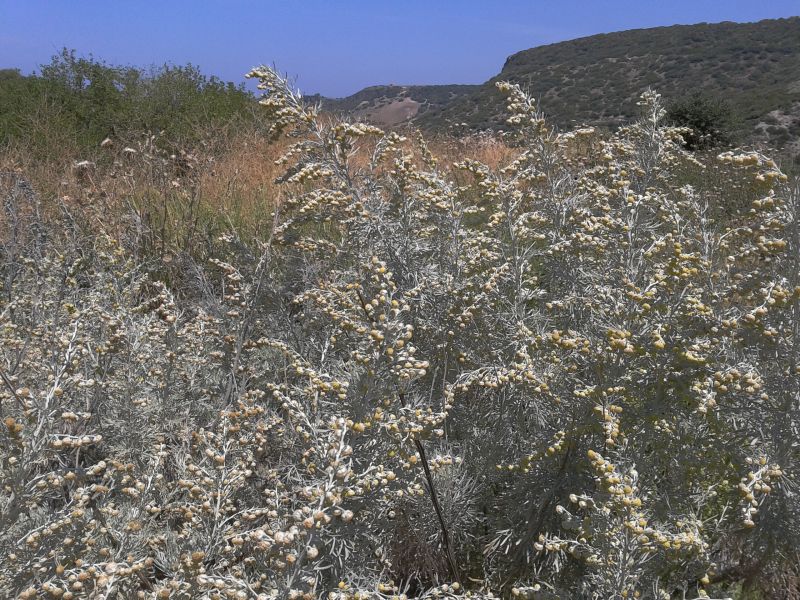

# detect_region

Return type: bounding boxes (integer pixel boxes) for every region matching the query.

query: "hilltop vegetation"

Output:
[424,17,799,135]
[322,18,800,155]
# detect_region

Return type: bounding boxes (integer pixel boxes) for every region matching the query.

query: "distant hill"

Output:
[306,84,478,127]
[315,18,800,152]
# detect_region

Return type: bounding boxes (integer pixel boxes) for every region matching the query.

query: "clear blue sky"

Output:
[1,1,798,97]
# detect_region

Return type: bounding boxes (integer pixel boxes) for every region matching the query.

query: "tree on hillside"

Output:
[666,92,738,151]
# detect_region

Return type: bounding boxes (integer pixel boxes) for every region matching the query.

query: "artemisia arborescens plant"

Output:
[0,67,797,599]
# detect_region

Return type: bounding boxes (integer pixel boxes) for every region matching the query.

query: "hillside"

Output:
[307,84,478,126]
[322,18,800,152]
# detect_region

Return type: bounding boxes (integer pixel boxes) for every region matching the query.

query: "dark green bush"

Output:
[665,92,739,151]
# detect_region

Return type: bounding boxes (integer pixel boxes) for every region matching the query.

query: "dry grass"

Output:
[0,118,517,270]
[0,124,291,257]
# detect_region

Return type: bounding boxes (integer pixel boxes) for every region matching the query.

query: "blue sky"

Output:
[1,1,798,97]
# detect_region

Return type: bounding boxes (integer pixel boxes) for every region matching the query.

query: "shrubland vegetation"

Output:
[411,17,800,153]
[0,49,260,161]
[1,56,800,600]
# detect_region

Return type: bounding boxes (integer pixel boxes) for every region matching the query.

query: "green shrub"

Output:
[0,49,259,159]
[666,92,738,150]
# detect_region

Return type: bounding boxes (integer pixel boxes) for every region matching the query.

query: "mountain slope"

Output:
[419,17,800,142]
[307,84,479,127]
[319,18,800,151]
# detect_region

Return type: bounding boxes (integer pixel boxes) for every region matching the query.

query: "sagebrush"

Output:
[1,67,799,600]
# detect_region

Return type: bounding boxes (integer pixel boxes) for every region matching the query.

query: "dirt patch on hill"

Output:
[360,97,420,126]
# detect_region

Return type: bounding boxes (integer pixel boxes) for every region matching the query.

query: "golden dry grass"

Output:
[0,121,516,261]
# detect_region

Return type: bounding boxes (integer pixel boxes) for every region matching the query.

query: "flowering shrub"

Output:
[1,68,798,599]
